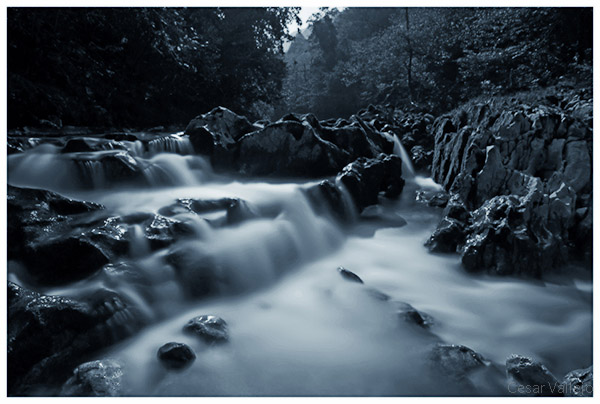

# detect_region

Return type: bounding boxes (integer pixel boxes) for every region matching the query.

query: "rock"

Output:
[429,344,489,380]
[336,153,405,211]
[505,355,562,396]
[61,138,125,154]
[428,93,592,276]
[426,217,465,254]
[416,189,449,208]
[226,199,260,225]
[561,366,592,397]
[7,185,111,284]
[61,359,123,397]
[157,342,196,370]
[237,120,348,177]
[337,267,364,284]
[395,302,433,328]
[144,214,195,250]
[72,151,147,188]
[8,282,145,395]
[185,106,254,169]
[183,315,229,343]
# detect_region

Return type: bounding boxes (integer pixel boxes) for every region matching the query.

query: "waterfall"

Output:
[147,134,194,156]
[383,131,415,177]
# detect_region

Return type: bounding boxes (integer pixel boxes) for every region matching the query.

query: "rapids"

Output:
[6,135,592,396]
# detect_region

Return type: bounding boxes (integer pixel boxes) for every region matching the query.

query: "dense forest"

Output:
[8,7,592,128]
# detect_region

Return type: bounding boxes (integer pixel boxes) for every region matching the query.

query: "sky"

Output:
[287,6,321,34]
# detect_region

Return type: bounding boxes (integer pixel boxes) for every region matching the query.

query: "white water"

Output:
[6,139,592,396]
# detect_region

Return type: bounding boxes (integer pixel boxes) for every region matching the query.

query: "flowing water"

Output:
[7,134,592,396]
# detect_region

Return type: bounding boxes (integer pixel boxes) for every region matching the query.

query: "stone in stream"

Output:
[561,365,593,397]
[505,355,562,396]
[157,342,196,370]
[183,315,229,343]
[395,302,434,328]
[336,153,405,211]
[60,359,123,397]
[7,282,146,395]
[428,344,489,380]
[337,267,364,284]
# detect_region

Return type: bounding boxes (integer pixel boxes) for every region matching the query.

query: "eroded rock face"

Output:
[428,95,592,276]
[8,282,146,396]
[429,344,489,380]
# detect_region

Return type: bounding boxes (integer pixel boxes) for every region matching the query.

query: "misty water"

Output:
[7,134,592,396]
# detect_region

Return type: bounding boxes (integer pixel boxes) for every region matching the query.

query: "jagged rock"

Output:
[505,355,562,396]
[561,366,592,397]
[7,185,110,284]
[61,359,123,397]
[336,153,405,211]
[416,189,449,208]
[185,106,254,169]
[237,120,347,177]
[337,267,364,283]
[183,315,229,343]
[73,151,147,188]
[428,95,592,276]
[157,342,196,370]
[8,282,145,395]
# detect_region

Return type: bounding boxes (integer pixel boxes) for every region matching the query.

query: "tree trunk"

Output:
[405,8,413,101]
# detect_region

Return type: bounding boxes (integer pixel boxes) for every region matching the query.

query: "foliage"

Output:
[8,7,299,128]
[280,7,593,119]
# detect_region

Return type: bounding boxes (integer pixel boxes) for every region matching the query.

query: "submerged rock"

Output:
[561,365,593,397]
[395,302,434,328]
[157,342,196,370]
[183,315,229,343]
[337,267,364,284]
[505,355,562,396]
[429,344,489,380]
[8,282,146,395]
[61,359,123,397]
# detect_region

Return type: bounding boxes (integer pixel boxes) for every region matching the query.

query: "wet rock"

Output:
[561,365,593,397]
[7,185,110,284]
[157,342,196,370]
[237,120,348,177]
[337,267,364,284]
[8,282,145,395]
[336,153,405,211]
[73,151,147,188]
[183,315,229,343]
[61,138,125,154]
[426,217,465,254]
[416,189,449,208]
[144,214,195,250]
[365,287,391,301]
[61,359,123,397]
[505,355,561,396]
[428,94,592,276]
[429,344,489,380]
[395,302,433,328]
[185,107,256,170]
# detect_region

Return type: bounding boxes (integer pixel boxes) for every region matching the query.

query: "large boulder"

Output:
[505,355,562,396]
[185,107,255,169]
[237,119,348,177]
[8,282,146,395]
[427,93,592,276]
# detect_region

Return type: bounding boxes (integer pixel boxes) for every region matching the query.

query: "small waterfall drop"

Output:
[385,132,415,177]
